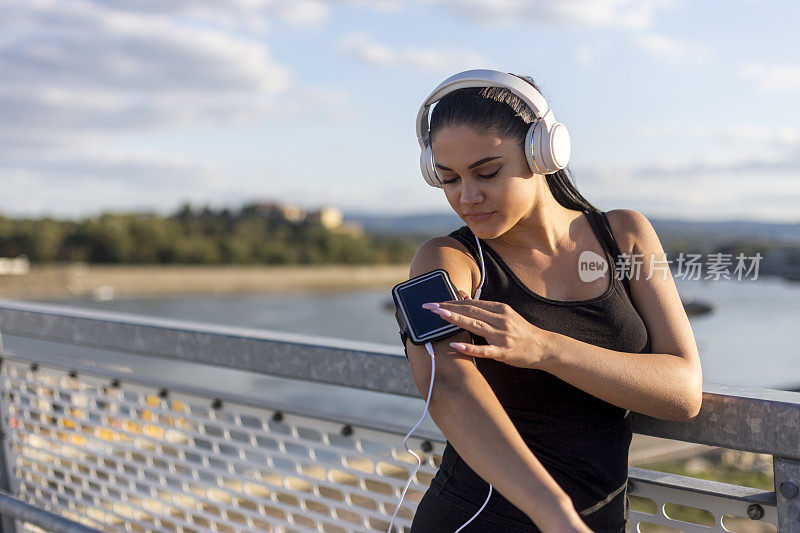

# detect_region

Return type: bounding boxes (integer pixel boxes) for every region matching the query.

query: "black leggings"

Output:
[409,485,628,533]
[409,487,541,532]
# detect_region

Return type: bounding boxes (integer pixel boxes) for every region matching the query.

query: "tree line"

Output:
[0,203,420,265]
[2,202,794,275]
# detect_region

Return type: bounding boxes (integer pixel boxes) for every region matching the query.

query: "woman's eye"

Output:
[478,168,501,179]
[440,166,501,184]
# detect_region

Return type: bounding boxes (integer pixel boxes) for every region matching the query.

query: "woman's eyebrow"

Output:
[435,155,502,172]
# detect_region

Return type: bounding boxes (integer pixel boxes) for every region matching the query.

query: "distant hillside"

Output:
[650,219,800,244]
[0,202,419,265]
[344,211,800,279]
[345,211,800,243]
[343,212,464,236]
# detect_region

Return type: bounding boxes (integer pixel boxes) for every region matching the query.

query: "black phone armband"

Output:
[391,269,464,345]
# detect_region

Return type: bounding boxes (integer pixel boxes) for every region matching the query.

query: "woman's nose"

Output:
[460,180,483,205]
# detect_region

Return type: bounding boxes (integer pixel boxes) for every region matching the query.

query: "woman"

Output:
[402,70,703,532]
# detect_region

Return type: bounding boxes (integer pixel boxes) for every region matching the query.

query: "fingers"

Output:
[440,298,507,314]
[422,302,499,331]
[432,300,508,329]
[449,341,495,358]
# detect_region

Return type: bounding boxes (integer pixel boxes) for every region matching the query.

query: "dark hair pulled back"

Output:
[427,74,599,214]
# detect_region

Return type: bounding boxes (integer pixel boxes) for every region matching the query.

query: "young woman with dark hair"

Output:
[401,70,703,532]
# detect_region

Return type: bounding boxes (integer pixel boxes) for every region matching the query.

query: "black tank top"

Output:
[422,210,651,532]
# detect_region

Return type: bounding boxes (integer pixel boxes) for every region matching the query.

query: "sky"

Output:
[2,0,800,222]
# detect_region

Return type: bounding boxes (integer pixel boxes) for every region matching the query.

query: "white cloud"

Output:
[0,1,291,113]
[0,148,230,218]
[343,0,404,12]
[2,144,224,187]
[0,0,345,217]
[634,123,800,164]
[577,121,800,221]
[584,132,800,197]
[427,0,676,30]
[279,0,330,27]
[633,32,711,64]
[717,125,800,147]
[638,121,798,142]
[0,0,297,135]
[0,125,229,218]
[64,0,331,29]
[740,63,800,93]
[1,172,233,220]
[633,151,799,177]
[337,32,489,71]
[577,158,800,222]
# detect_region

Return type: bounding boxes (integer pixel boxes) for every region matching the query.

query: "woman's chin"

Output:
[465,221,499,240]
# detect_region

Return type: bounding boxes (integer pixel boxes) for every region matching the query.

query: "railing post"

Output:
[0,356,18,533]
[775,456,800,532]
[1,324,17,533]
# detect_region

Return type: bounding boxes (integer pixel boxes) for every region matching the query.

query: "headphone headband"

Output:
[416,69,552,148]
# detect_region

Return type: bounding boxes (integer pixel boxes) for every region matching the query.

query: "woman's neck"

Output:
[491,189,584,256]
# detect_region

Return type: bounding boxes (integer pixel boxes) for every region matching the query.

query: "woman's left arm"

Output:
[548,208,703,421]
[427,209,703,422]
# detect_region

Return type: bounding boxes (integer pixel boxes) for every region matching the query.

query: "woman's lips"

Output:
[463,211,494,222]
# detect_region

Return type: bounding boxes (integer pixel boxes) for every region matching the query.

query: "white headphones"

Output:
[416,69,571,188]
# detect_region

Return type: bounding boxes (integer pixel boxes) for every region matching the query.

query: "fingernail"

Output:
[432,307,451,318]
[421,303,440,310]
[450,342,466,351]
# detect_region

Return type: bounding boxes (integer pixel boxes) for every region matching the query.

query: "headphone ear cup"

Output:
[547,122,571,171]
[525,120,570,175]
[524,122,545,174]
[535,120,554,173]
[420,145,442,188]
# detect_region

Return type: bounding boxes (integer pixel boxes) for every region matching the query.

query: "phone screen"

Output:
[396,273,457,339]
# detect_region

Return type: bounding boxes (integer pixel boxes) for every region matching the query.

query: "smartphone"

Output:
[392,269,464,345]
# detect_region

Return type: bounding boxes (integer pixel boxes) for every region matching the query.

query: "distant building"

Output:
[307,207,343,230]
[336,222,364,237]
[281,205,305,222]
[245,202,352,230]
[0,255,30,275]
[244,201,307,222]
[319,207,342,230]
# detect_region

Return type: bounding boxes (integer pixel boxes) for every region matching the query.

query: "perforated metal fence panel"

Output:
[0,356,782,533]
[0,358,443,532]
[627,470,778,532]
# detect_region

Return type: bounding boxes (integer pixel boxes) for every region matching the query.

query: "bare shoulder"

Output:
[605,208,659,257]
[410,236,480,297]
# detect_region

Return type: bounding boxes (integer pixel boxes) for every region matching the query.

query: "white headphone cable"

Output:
[453,233,494,532]
[473,233,485,300]
[386,233,491,533]
[386,341,436,532]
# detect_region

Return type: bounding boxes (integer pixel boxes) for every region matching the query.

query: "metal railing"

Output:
[0,299,797,532]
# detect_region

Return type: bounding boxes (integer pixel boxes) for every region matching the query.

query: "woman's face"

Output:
[431,124,538,239]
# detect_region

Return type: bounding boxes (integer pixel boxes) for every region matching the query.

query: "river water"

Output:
[22,275,800,390]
